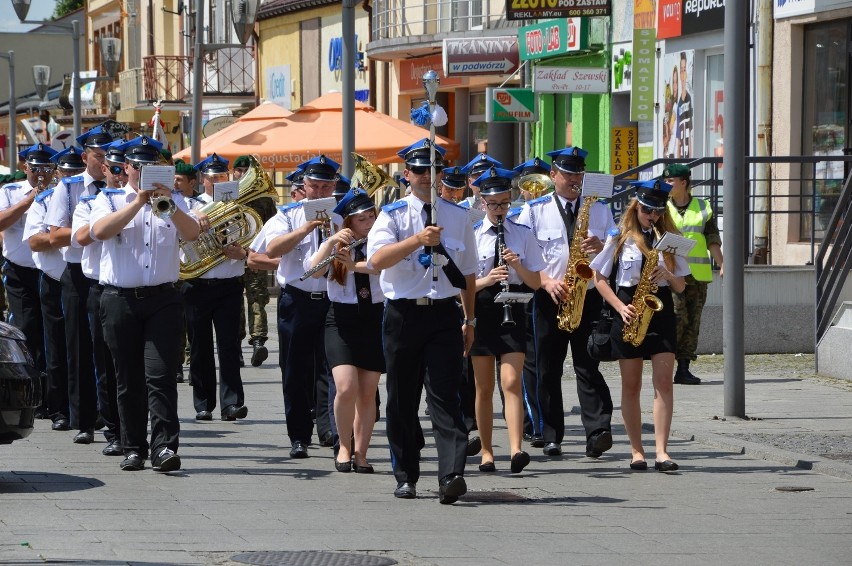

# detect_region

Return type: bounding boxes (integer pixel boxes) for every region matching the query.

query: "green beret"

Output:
[0,175,8,184]
[14,170,26,180]
[174,159,196,177]
[663,163,690,179]
[233,155,250,169]
[160,148,173,161]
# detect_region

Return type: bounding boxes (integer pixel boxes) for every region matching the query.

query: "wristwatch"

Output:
[464,318,477,328]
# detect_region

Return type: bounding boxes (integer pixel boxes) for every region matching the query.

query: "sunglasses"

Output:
[408,166,431,175]
[109,165,126,175]
[640,205,664,215]
[30,166,55,173]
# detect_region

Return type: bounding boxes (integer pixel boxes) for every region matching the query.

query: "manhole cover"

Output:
[775,486,816,492]
[231,551,397,566]
[461,490,529,502]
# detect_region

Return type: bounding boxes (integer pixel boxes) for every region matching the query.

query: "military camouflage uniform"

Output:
[243,196,277,344]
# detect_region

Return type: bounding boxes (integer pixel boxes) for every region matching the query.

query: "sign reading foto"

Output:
[533,66,609,94]
[506,0,612,20]
[486,88,537,122]
[443,37,520,77]
[519,18,587,61]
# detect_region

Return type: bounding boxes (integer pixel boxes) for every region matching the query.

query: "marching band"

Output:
[0,118,696,501]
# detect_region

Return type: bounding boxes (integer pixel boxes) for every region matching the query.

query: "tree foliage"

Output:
[53,0,84,20]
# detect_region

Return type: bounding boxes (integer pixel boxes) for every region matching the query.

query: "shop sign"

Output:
[519,19,587,61]
[443,37,520,77]
[774,0,814,18]
[506,0,612,20]
[534,66,609,94]
[399,54,464,92]
[611,127,638,176]
[486,88,537,122]
[656,0,683,39]
[682,0,725,35]
[630,28,656,122]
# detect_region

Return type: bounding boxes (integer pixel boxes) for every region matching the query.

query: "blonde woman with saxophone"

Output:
[590,179,690,472]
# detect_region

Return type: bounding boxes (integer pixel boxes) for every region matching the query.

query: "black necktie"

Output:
[421,203,467,290]
[93,180,105,193]
[353,243,372,312]
[643,230,654,250]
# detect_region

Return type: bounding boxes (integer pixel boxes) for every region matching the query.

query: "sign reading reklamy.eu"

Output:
[630,28,656,122]
[486,88,537,123]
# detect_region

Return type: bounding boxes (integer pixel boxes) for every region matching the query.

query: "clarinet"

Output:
[496,216,516,328]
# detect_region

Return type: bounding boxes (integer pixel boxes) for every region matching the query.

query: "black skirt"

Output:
[610,286,678,360]
[324,301,386,372]
[469,284,528,357]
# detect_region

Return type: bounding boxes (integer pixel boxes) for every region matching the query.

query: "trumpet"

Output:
[299,236,368,281]
[152,195,177,218]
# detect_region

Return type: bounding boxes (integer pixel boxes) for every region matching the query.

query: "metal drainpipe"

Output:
[752,0,773,264]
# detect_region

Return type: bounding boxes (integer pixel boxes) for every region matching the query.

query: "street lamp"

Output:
[0,51,14,173]
[191,0,260,164]
[33,65,50,99]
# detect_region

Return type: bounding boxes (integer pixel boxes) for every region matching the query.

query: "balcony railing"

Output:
[372,0,518,42]
[134,49,254,104]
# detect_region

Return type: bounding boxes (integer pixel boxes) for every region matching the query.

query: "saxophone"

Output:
[622,229,665,347]
[556,194,597,332]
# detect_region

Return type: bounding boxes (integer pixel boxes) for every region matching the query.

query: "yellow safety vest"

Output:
[667,198,713,282]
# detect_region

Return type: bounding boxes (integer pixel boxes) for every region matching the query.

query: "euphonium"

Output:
[179,156,276,279]
[351,153,397,196]
[556,194,597,332]
[515,173,554,200]
[622,228,664,347]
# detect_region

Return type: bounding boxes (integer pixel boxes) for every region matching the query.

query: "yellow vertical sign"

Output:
[612,127,639,177]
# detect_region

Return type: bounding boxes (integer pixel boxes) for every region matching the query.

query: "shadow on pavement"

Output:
[0,472,104,493]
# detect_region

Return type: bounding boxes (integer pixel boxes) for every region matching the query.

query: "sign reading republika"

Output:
[443,37,520,77]
[506,0,612,20]
[519,18,587,61]
[486,88,537,123]
[534,66,609,94]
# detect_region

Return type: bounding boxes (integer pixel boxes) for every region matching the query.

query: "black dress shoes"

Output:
[73,430,94,444]
[654,459,679,472]
[510,451,531,474]
[478,461,496,473]
[250,338,268,367]
[466,436,482,457]
[586,430,613,458]
[353,463,374,474]
[529,435,545,448]
[120,452,145,471]
[318,431,335,447]
[334,459,352,473]
[542,442,562,456]
[438,474,467,505]
[51,418,70,431]
[152,448,181,472]
[290,441,309,459]
[102,440,123,456]
[195,410,213,421]
[394,481,416,499]
[221,405,248,421]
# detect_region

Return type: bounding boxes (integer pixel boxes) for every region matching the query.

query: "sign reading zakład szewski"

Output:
[534,66,609,94]
[506,0,612,20]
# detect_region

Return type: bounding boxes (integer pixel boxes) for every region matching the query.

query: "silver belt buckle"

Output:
[310,292,325,300]
[415,297,432,306]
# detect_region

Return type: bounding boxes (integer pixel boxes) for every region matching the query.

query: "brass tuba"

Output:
[622,228,664,346]
[351,153,397,196]
[515,173,555,200]
[556,195,597,332]
[179,156,277,279]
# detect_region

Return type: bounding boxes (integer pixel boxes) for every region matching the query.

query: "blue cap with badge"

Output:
[630,178,672,210]
[472,166,514,195]
[286,167,305,186]
[397,138,446,168]
[334,174,351,199]
[333,188,375,218]
[21,143,57,166]
[121,135,163,164]
[52,146,86,171]
[461,153,502,178]
[512,157,551,177]
[441,166,467,189]
[547,146,588,173]
[76,125,114,150]
[104,139,126,164]
[194,153,230,174]
[299,155,340,181]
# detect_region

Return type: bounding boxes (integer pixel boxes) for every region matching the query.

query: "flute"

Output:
[299,236,368,281]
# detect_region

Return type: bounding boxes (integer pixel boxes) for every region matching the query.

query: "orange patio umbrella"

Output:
[210,92,460,170]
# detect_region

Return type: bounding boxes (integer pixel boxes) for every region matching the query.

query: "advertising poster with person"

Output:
[660,49,694,159]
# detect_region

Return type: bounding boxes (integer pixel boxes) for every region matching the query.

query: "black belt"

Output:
[104,283,175,299]
[284,284,328,300]
[187,276,242,286]
[390,297,456,307]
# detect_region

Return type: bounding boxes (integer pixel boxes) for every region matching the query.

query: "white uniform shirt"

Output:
[44,171,101,263]
[23,189,67,280]
[367,195,478,300]
[473,217,546,284]
[0,181,38,268]
[590,233,691,287]
[261,201,328,292]
[90,187,192,288]
[517,193,616,280]
[311,241,384,304]
[70,195,102,280]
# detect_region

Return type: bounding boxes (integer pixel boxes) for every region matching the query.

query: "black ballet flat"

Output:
[510,451,531,474]
[629,460,648,471]
[334,459,352,473]
[654,459,679,472]
[478,461,496,473]
[353,462,374,474]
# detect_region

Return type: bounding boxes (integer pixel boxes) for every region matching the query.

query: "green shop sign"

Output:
[519,18,588,61]
[630,28,656,122]
[486,88,537,123]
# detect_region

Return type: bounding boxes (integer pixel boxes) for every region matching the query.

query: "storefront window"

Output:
[469,91,487,158]
[802,21,848,241]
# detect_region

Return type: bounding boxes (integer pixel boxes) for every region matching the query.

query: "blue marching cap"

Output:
[51,146,86,171]
[20,143,58,165]
[104,139,126,164]
[286,167,305,186]
[397,138,446,168]
[120,136,163,163]
[333,188,375,218]
[472,166,515,195]
[76,125,114,149]
[630,178,673,210]
[461,153,503,177]
[441,166,467,189]
[194,153,230,174]
[334,174,351,198]
[300,155,340,181]
[513,157,551,177]
[547,146,588,173]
